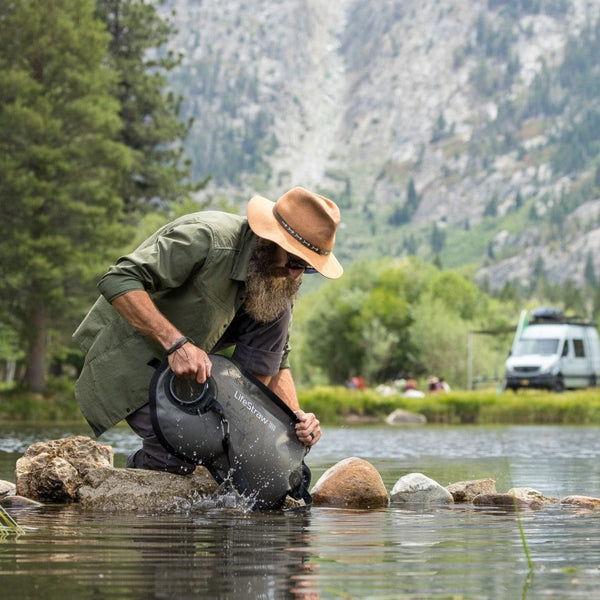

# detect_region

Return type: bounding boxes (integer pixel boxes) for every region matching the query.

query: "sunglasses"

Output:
[284,253,317,274]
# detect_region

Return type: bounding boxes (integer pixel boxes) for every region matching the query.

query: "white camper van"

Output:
[505,307,600,392]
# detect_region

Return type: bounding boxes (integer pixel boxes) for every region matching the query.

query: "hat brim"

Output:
[247,195,343,279]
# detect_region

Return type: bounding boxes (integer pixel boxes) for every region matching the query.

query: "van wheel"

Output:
[554,377,565,393]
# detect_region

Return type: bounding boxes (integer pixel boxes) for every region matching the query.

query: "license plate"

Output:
[521,379,529,386]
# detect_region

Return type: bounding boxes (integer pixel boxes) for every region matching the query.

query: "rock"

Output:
[310,457,389,509]
[390,473,454,505]
[343,412,382,424]
[472,493,543,510]
[560,495,600,510]
[78,466,218,511]
[508,487,556,505]
[15,436,113,502]
[1,495,44,509]
[385,409,427,425]
[0,480,16,498]
[446,478,497,502]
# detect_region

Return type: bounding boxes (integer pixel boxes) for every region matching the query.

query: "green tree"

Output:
[292,257,506,388]
[0,0,133,392]
[95,0,204,213]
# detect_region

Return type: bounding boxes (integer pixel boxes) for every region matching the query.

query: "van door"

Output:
[561,337,591,388]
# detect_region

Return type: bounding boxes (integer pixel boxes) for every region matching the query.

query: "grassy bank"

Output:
[298,386,600,426]
[2,379,600,426]
[0,378,85,424]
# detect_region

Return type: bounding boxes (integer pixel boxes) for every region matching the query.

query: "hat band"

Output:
[274,209,331,256]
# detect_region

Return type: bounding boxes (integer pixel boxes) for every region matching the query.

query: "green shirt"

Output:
[73,211,288,436]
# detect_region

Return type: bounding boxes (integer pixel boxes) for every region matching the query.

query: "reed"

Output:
[0,505,25,538]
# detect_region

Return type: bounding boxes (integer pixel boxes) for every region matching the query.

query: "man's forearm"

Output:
[259,368,300,412]
[111,290,213,384]
[111,290,183,350]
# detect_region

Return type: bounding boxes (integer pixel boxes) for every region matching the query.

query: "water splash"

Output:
[168,478,257,514]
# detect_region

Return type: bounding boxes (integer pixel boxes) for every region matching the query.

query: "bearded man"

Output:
[73,187,343,474]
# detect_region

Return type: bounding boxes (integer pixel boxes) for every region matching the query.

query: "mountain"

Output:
[158,0,600,291]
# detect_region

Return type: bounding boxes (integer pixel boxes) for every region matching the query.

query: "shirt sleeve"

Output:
[98,221,212,303]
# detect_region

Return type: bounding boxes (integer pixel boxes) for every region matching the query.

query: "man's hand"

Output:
[168,342,212,384]
[294,409,321,446]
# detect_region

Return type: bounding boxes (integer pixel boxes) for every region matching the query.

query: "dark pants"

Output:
[125,403,196,475]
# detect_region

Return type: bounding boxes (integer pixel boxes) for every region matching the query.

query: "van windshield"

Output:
[514,338,559,356]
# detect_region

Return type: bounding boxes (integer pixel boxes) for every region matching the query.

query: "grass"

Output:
[297,386,600,426]
[2,378,600,426]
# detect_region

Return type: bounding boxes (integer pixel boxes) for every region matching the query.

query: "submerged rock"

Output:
[78,466,218,511]
[390,473,454,505]
[560,495,600,510]
[1,495,44,509]
[311,457,389,509]
[446,478,497,502]
[472,493,543,510]
[0,480,16,498]
[508,487,556,506]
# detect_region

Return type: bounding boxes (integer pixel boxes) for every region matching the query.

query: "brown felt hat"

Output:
[247,187,343,279]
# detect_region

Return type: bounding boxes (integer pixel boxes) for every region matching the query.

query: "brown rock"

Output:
[473,493,543,510]
[508,487,556,505]
[561,495,600,510]
[15,436,113,502]
[78,466,218,511]
[310,457,389,509]
[446,478,497,502]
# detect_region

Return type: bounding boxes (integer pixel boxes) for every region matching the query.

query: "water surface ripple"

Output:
[1,424,600,599]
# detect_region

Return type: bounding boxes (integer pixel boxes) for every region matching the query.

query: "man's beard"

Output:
[244,239,302,323]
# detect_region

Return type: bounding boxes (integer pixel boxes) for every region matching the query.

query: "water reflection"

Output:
[3,505,319,600]
[2,424,600,598]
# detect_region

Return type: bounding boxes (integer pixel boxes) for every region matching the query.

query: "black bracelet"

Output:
[166,336,193,355]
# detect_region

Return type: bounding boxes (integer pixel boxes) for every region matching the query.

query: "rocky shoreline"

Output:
[1,436,599,513]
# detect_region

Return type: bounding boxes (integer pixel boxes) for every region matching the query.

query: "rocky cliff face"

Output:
[160,0,600,290]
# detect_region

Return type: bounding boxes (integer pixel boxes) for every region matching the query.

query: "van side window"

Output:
[573,339,585,357]
[562,340,569,357]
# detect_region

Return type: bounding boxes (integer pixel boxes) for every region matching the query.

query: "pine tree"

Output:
[95,0,205,213]
[0,0,133,392]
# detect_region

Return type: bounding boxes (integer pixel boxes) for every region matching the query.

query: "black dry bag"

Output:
[148,354,311,510]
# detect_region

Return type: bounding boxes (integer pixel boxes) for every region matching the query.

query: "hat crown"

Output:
[274,187,340,253]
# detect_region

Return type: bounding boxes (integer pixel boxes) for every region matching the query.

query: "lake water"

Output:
[2,423,600,599]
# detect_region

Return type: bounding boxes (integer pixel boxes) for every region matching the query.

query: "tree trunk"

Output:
[25,302,47,394]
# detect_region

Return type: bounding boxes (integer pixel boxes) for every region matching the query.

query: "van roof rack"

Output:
[529,306,595,327]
